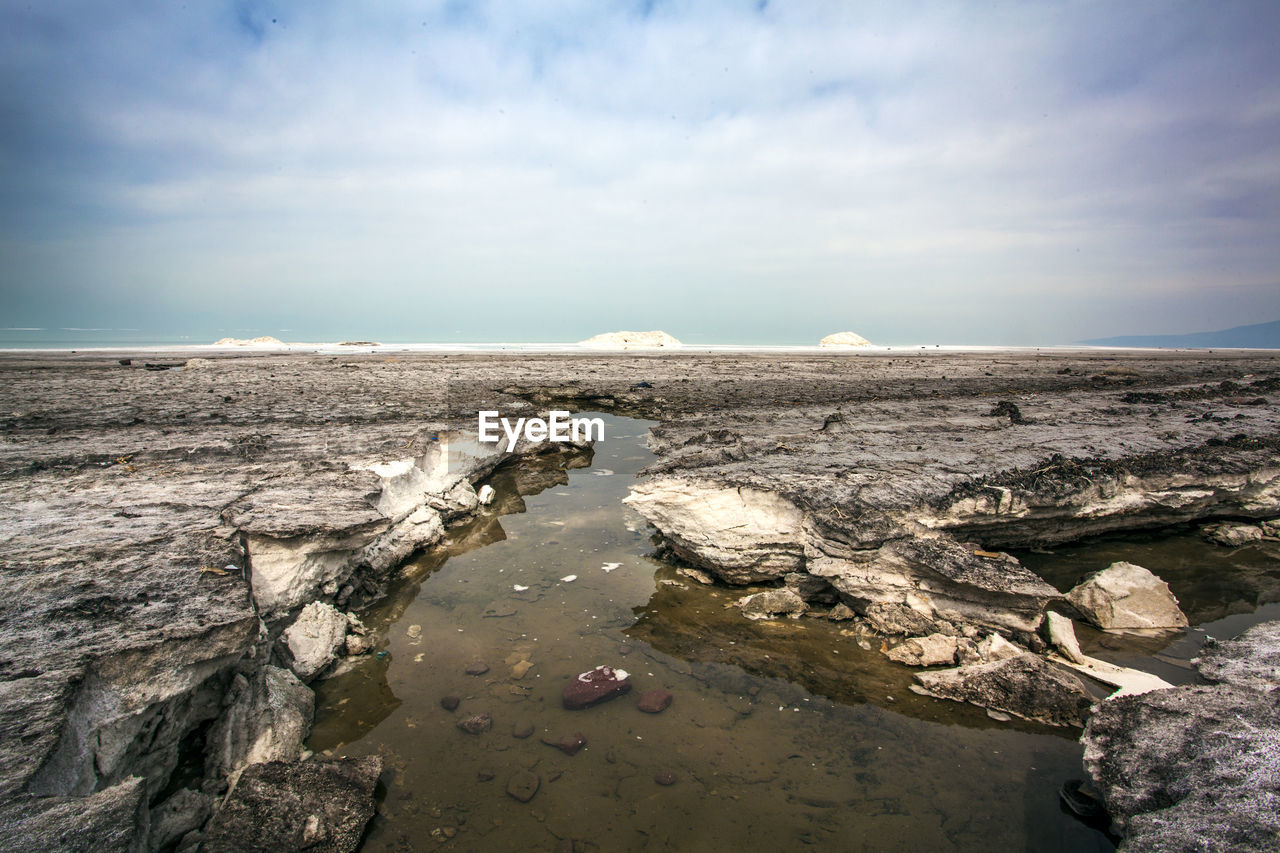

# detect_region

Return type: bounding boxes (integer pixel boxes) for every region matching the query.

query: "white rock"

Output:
[206,665,314,780]
[737,589,807,620]
[623,479,805,582]
[1066,562,1188,630]
[976,633,1025,662]
[477,484,496,505]
[1045,611,1086,664]
[1202,522,1264,547]
[884,634,958,666]
[282,602,350,681]
[560,574,577,583]
[578,330,682,348]
[819,331,873,347]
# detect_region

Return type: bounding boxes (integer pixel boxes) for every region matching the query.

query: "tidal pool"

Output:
[311,414,1214,852]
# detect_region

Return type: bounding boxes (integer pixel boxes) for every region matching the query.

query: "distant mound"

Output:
[1081,319,1280,349]
[819,332,872,347]
[212,336,284,346]
[579,330,681,348]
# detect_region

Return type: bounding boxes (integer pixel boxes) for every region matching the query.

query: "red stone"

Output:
[561,665,631,710]
[637,689,673,714]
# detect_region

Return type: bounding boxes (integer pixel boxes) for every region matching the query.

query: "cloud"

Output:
[2,1,1279,343]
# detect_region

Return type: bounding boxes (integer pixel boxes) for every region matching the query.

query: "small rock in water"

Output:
[654,771,677,786]
[541,732,587,756]
[440,695,461,711]
[457,712,492,734]
[506,771,540,803]
[510,659,534,679]
[406,624,423,640]
[476,770,495,782]
[637,689,673,714]
[477,484,496,505]
[601,562,621,573]
[562,665,632,710]
[560,574,577,583]
[512,721,535,739]
[513,584,529,592]
[618,644,634,656]
[465,661,490,676]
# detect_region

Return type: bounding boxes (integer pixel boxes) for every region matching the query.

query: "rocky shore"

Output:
[1,347,1278,850]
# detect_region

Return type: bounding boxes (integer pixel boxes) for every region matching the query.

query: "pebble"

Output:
[465,662,490,676]
[541,732,587,756]
[654,771,678,786]
[512,721,535,739]
[637,689,673,714]
[456,712,492,734]
[440,695,460,711]
[477,770,495,782]
[506,770,540,803]
[406,624,422,639]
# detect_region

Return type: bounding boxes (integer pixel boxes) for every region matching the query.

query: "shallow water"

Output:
[312,413,1212,852]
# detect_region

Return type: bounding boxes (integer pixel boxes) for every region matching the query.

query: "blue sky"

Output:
[2,1,1279,344]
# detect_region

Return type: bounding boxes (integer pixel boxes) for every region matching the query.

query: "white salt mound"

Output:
[579,330,681,348]
[212,336,284,346]
[819,332,872,347]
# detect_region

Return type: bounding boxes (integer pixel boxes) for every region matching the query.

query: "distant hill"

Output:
[1081,319,1280,349]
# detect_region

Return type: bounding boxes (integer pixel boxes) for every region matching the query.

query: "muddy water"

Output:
[310,414,1120,852]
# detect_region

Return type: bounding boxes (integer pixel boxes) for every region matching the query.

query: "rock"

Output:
[1193,621,1280,692]
[206,665,314,781]
[827,603,856,621]
[345,632,375,656]
[975,632,1024,663]
[637,689,674,713]
[147,788,213,853]
[0,776,148,853]
[861,601,947,637]
[654,771,677,786]
[541,732,587,756]
[282,601,350,681]
[819,332,872,347]
[676,566,715,585]
[1202,521,1265,547]
[578,330,681,348]
[737,589,807,620]
[456,713,492,734]
[1261,519,1280,537]
[810,537,1061,639]
[510,659,534,678]
[623,481,805,582]
[562,665,631,710]
[512,721,534,739]
[465,662,490,676]
[1065,562,1188,630]
[405,624,422,640]
[440,695,460,711]
[884,634,958,667]
[506,770,540,803]
[476,484,495,505]
[1044,612,1086,664]
[1083,682,1280,850]
[911,653,1095,727]
[783,571,838,604]
[200,756,381,853]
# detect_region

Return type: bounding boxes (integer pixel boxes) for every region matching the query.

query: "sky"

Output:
[2,1,1280,345]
